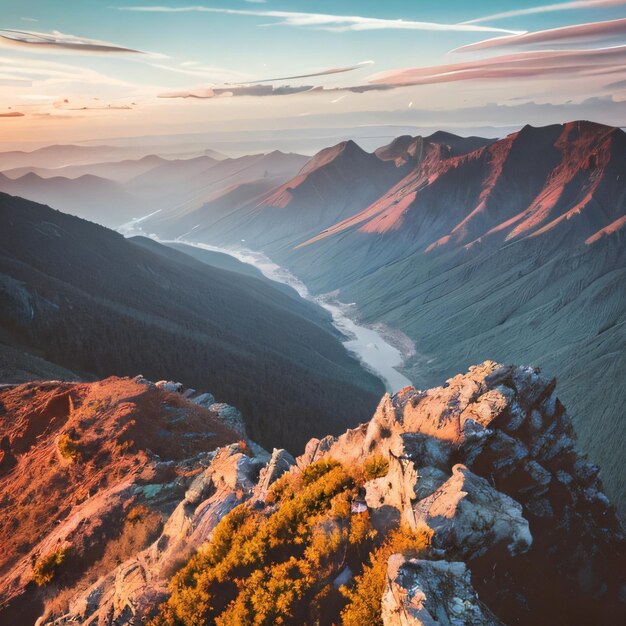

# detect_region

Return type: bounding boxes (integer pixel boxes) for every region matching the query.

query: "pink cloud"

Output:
[454,18,626,52]
[369,46,626,87]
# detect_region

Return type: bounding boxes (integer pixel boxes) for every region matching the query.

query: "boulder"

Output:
[412,464,532,559]
[382,555,499,625]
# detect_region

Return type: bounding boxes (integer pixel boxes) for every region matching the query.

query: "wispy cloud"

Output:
[0,55,141,88]
[0,111,24,117]
[53,98,133,111]
[465,0,626,24]
[233,61,374,84]
[0,28,147,54]
[454,18,626,52]
[159,84,314,99]
[368,45,626,87]
[116,6,525,34]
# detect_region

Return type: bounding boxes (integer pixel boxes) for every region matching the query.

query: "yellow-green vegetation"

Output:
[340,525,432,626]
[58,433,83,463]
[363,454,390,480]
[32,547,68,586]
[149,458,431,625]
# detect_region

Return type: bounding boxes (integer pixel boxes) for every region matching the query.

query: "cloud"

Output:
[53,98,133,111]
[233,61,374,84]
[454,18,626,52]
[0,111,24,117]
[606,78,626,88]
[20,17,39,23]
[116,6,525,34]
[0,28,146,54]
[465,0,626,24]
[0,55,142,88]
[368,45,626,88]
[158,84,314,98]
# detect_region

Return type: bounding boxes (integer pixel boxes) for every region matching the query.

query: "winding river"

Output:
[119,216,413,392]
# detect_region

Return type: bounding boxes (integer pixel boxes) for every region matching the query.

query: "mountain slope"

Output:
[286,123,626,514]
[151,121,626,514]
[0,193,384,450]
[10,363,623,626]
[151,140,407,250]
[0,376,242,624]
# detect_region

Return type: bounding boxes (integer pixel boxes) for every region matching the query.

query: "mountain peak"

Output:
[299,139,370,175]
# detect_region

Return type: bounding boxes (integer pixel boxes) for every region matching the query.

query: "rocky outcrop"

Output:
[7,362,623,625]
[413,464,532,560]
[382,555,499,626]
[297,361,625,624]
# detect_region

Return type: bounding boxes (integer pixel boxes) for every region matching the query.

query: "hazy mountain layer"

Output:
[0,193,384,450]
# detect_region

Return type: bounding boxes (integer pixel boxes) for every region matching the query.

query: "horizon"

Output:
[1,0,625,151]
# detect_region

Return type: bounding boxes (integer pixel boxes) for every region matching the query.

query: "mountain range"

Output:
[0,119,625,625]
[133,120,625,515]
[0,193,384,450]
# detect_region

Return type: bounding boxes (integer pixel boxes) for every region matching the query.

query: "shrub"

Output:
[340,525,432,626]
[363,455,390,480]
[149,461,429,626]
[150,460,355,626]
[58,433,83,463]
[33,547,68,586]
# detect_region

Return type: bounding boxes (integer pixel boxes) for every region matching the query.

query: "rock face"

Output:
[382,555,499,626]
[294,361,626,624]
[0,376,243,626]
[3,362,624,625]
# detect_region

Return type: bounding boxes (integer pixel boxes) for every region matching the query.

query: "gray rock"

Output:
[413,464,532,559]
[382,555,499,626]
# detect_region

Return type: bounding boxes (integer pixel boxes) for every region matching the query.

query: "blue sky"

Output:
[1,1,625,145]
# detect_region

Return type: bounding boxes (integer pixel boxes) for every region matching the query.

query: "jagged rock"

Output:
[132,375,155,388]
[297,435,337,468]
[412,464,532,559]
[155,380,184,393]
[20,362,625,626]
[254,448,296,501]
[382,555,499,626]
[413,466,449,502]
[208,402,247,436]
[191,391,216,408]
[43,444,268,626]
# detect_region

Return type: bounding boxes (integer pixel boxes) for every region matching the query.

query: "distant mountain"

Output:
[0,144,225,171]
[0,150,307,230]
[0,171,143,227]
[146,121,626,515]
[0,193,384,450]
[153,140,407,250]
[1,154,169,183]
[143,150,309,235]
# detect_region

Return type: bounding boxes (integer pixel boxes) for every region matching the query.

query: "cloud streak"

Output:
[158,84,315,99]
[116,6,525,34]
[232,61,374,84]
[368,45,626,87]
[0,29,146,54]
[454,18,626,52]
[465,0,626,24]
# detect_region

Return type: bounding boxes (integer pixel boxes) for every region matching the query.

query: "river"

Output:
[119,216,413,392]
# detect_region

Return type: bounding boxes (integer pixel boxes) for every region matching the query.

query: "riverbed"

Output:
[173,241,414,393]
[119,217,414,392]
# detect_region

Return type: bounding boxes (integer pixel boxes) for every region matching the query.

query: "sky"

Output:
[1,0,625,147]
